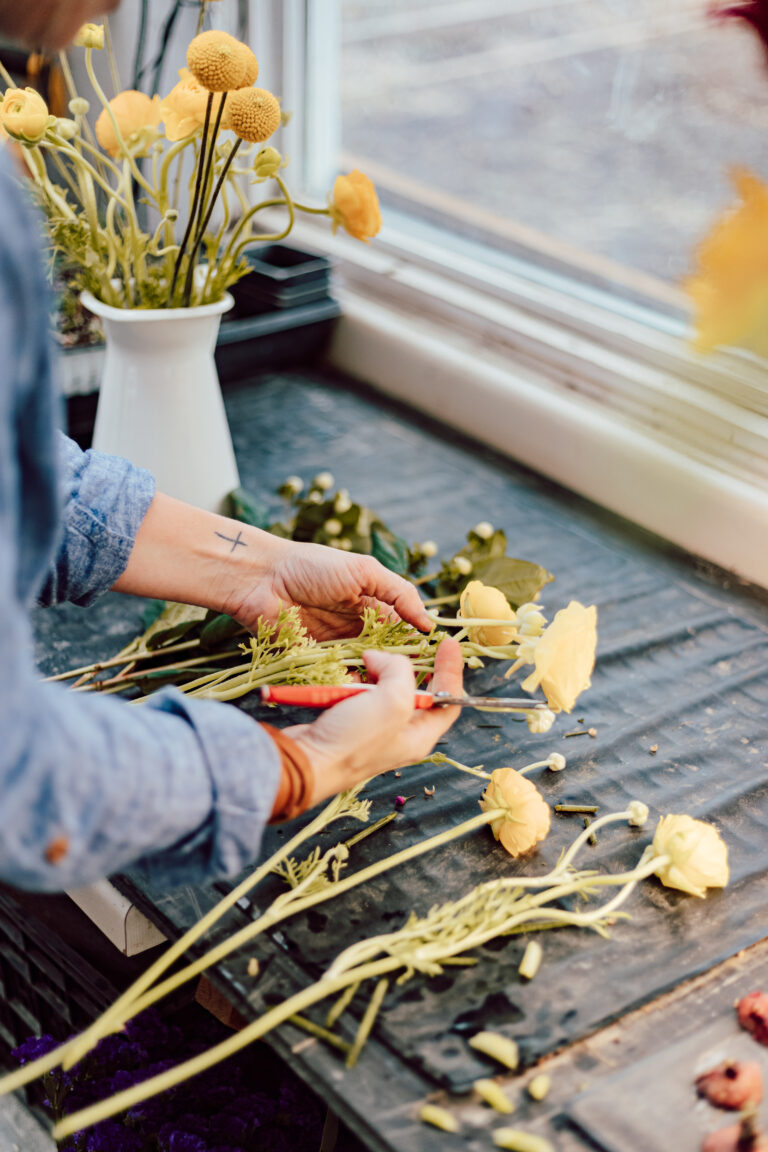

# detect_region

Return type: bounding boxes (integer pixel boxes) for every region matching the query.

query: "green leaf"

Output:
[199,613,244,650]
[371,526,410,575]
[225,487,271,529]
[472,556,554,609]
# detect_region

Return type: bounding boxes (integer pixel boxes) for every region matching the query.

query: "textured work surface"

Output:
[33,369,768,1145]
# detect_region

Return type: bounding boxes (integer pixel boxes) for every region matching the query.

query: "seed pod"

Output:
[492,1128,555,1152]
[474,1079,515,1114]
[468,1032,519,1070]
[419,1104,459,1132]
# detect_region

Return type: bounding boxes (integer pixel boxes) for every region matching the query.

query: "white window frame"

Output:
[265,2,768,588]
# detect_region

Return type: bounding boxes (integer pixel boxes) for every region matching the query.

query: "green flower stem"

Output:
[169,92,214,303]
[101,810,506,1030]
[288,1013,351,1055]
[0,57,14,88]
[103,16,122,95]
[74,650,239,693]
[38,138,128,208]
[422,594,460,607]
[425,753,490,780]
[54,957,401,1141]
[26,149,74,219]
[293,201,332,217]
[60,788,368,1072]
[54,853,662,1141]
[84,47,156,203]
[346,977,389,1068]
[46,638,207,683]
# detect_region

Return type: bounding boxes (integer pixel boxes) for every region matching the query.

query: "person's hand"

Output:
[229,536,433,640]
[284,636,463,806]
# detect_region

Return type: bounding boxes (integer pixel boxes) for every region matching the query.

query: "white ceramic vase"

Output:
[81,290,240,513]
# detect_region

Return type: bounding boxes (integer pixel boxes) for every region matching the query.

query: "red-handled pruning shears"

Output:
[260,684,548,714]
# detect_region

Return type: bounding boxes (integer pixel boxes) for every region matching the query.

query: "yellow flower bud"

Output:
[454,556,473,577]
[54,118,78,140]
[459,580,516,646]
[186,30,247,92]
[253,145,282,178]
[479,769,551,858]
[73,23,104,49]
[420,540,438,558]
[521,601,597,714]
[324,518,342,537]
[546,752,566,771]
[526,707,556,735]
[651,814,729,898]
[330,169,382,242]
[473,521,494,539]
[68,97,90,117]
[313,471,334,491]
[0,87,50,144]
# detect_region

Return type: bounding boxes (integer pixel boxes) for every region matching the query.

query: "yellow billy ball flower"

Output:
[73,23,104,49]
[330,169,382,242]
[651,814,729,898]
[160,68,209,141]
[459,580,516,646]
[521,601,597,714]
[225,87,281,143]
[0,87,50,143]
[186,30,247,92]
[95,90,163,158]
[479,768,551,858]
[235,43,259,88]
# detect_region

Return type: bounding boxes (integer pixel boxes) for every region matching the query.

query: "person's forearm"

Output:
[111,492,285,615]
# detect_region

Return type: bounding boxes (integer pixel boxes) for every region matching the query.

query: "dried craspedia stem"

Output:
[419,1104,459,1132]
[186,30,247,92]
[468,1031,520,1070]
[226,87,281,142]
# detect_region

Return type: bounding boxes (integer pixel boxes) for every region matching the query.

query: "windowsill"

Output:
[280,213,768,590]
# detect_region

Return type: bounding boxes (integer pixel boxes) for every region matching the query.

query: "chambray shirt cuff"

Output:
[40,435,156,607]
[130,690,282,889]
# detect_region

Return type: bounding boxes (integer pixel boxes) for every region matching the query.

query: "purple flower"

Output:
[159,1132,208,1152]
[84,1119,147,1151]
[12,1035,59,1065]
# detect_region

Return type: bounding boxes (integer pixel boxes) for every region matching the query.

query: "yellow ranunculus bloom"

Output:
[459,580,517,646]
[0,88,50,144]
[685,169,768,357]
[330,169,382,242]
[651,814,729,898]
[95,90,162,158]
[160,69,209,142]
[479,767,551,857]
[521,601,597,713]
[73,23,104,50]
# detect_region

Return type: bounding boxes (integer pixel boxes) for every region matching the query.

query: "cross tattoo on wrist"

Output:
[215,530,247,553]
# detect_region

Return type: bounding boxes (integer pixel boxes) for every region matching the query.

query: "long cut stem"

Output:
[168,90,213,303]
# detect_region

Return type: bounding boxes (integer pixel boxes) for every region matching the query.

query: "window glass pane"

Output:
[340,1,768,305]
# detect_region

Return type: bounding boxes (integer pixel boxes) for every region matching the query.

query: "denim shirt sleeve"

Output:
[0,151,282,893]
[38,435,157,607]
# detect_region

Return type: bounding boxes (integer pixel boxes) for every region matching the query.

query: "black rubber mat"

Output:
[34,369,768,1097]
